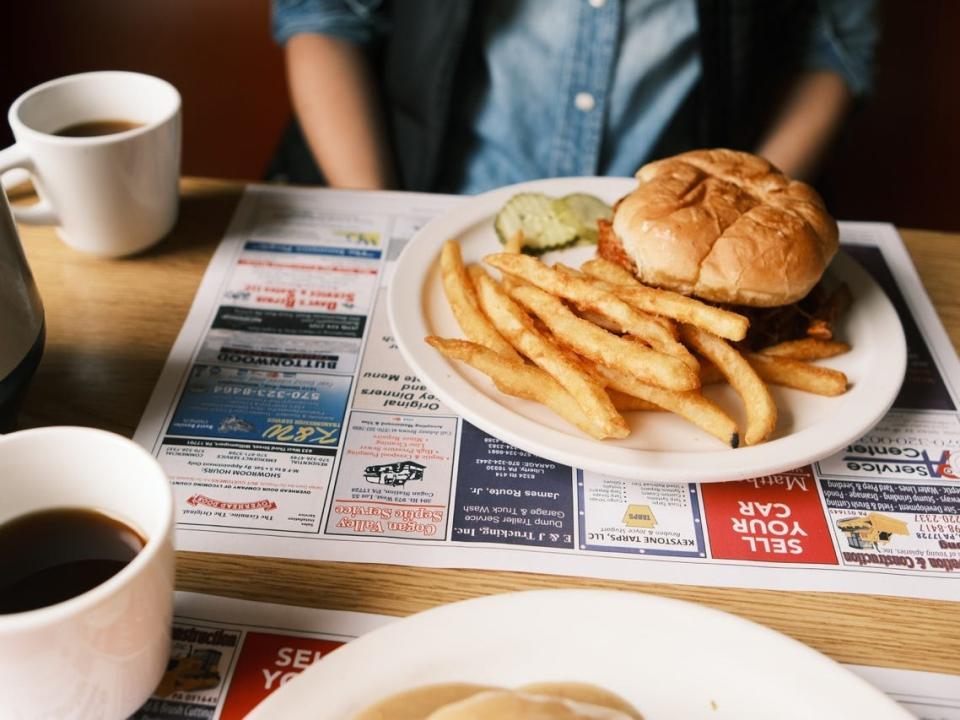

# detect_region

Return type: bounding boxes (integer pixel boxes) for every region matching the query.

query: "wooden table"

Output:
[13,177,960,675]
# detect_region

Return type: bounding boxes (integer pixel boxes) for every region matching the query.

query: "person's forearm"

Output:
[756,71,852,181]
[285,33,395,189]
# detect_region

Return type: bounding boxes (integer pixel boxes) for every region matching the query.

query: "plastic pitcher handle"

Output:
[0,144,59,225]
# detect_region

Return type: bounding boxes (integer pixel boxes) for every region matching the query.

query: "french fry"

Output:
[469,263,526,301]
[426,337,609,439]
[469,263,527,299]
[503,230,524,254]
[580,256,638,285]
[552,259,696,372]
[598,366,739,448]
[681,325,776,446]
[509,283,698,391]
[473,272,629,439]
[554,264,675,333]
[440,241,520,360]
[699,360,725,386]
[465,263,487,288]
[545,262,684,352]
[759,338,851,361]
[581,257,749,342]
[607,389,663,412]
[469,254,526,297]
[747,354,848,396]
[485,253,699,378]
[574,308,624,334]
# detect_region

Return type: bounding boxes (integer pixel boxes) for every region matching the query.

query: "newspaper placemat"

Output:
[131,591,960,719]
[134,185,960,600]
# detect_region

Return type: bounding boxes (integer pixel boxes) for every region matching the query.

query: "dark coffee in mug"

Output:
[54,119,143,137]
[0,507,146,614]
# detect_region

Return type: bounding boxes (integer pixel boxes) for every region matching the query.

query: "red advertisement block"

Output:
[701,468,837,564]
[219,632,344,719]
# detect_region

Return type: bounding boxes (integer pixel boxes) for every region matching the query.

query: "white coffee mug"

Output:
[0,427,175,719]
[0,71,181,257]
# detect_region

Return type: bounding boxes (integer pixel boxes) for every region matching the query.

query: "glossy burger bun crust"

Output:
[600,149,839,307]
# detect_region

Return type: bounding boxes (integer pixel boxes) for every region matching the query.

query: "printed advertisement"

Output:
[452,422,575,549]
[168,365,351,447]
[134,623,241,719]
[817,410,960,482]
[822,479,960,573]
[325,411,458,540]
[246,194,389,247]
[578,471,705,558]
[226,241,379,314]
[159,438,333,532]
[197,329,358,377]
[700,468,837,564]
[217,632,343,719]
[132,187,960,601]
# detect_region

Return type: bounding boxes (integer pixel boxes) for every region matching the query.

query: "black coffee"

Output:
[0,507,145,614]
[54,119,143,137]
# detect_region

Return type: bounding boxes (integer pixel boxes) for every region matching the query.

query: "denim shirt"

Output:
[273,0,877,194]
[446,0,700,194]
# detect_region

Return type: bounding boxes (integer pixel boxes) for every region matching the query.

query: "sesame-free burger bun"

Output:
[600,149,839,307]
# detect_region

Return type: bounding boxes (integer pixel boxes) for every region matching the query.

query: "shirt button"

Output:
[588,0,606,7]
[574,92,596,112]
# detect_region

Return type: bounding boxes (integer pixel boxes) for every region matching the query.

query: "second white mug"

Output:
[0,71,181,257]
[0,426,176,719]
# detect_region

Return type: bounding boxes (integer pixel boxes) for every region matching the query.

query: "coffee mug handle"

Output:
[0,144,59,225]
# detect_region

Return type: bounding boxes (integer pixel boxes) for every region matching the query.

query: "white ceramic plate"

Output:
[248,590,910,719]
[388,177,906,482]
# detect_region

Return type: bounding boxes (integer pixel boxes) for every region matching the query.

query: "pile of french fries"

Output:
[427,237,851,448]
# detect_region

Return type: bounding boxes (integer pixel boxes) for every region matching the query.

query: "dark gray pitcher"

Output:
[0,189,44,431]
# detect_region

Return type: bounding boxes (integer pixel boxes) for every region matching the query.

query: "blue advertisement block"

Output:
[168,365,351,446]
[451,422,574,549]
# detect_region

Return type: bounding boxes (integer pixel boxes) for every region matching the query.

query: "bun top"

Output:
[611,149,839,307]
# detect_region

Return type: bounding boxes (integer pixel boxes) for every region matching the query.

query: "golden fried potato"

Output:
[747,353,848,396]
[426,337,612,439]
[503,230,524,254]
[607,389,664,412]
[509,283,698,392]
[681,325,776,446]
[440,240,519,360]
[598,365,739,448]
[473,272,629,439]
[758,338,851,361]
[581,257,749,342]
[484,253,693,367]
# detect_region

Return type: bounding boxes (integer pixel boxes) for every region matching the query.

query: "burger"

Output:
[598,149,842,348]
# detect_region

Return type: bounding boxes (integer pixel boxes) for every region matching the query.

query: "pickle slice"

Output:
[560,193,613,244]
[494,193,579,253]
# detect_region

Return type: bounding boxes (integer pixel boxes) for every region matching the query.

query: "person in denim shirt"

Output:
[270,0,877,194]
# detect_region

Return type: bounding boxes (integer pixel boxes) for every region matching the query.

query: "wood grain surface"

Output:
[13,178,960,676]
